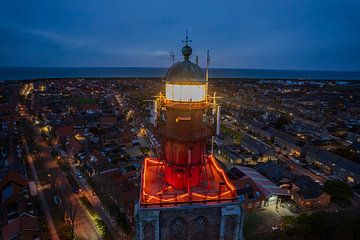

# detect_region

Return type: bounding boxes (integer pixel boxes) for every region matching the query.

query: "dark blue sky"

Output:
[1,0,359,70]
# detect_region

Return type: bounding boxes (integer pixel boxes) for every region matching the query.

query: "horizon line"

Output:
[1,66,360,73]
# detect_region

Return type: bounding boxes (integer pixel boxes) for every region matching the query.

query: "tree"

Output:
[19,118,37,146]
[324,180,353,207]
[243,212,265,239]
[63,199,78,240]
[274,115,290,129]
[280,211,360,240]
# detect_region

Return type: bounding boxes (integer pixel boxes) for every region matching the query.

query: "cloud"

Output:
[1,0,360,70]
[147,50,170,59]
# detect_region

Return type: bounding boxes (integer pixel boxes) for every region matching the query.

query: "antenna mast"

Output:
[169,51,175,64]
[206,50,210,81]
[206,50,210,102]
[182,30,192,46]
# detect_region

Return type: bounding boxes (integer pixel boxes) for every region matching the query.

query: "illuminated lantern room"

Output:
[165,44,206,102]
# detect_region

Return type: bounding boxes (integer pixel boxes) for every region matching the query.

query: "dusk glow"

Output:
[1,0,360,70]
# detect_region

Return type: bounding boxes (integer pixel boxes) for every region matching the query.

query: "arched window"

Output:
[143,222,154,240]
[224,215,237,240]
[170,217,188,240]
[191,216,209,240]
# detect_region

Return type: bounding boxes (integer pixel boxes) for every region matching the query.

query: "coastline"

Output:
[1,67,360,82]
[3,77,360,84]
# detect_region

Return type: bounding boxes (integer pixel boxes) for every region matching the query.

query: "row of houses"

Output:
[306,146,360,185]
[255,162,331,209]
[30,79,149,226]
[227,166,289,211]
[220,160,330,211]
[241,119,360,186]
[218,132,277,165]
[0,171,40,240]
[1,82,41,239]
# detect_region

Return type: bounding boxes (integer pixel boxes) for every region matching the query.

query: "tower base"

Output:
[135,201,244,240]
[136,156,244,240]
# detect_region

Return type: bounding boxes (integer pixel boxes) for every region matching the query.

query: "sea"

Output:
[1,67,360,81]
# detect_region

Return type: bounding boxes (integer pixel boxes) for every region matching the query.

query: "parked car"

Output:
[72,186,79,193]
[271,226,282,233]
[76,172,83,179]
[53,195,62,205]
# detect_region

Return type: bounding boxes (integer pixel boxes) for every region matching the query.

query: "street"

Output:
[22,137,60,240]
[20,105,101,240]
[67,158,126,239]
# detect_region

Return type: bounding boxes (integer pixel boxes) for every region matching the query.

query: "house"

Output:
[227,166,289,211]
[55,125,74,144]
[1,213,40,240]
[80,103,101,114]
[100,116,118,128]
[349,142,360,157]
[306,146,360,185]
[242,119,273,140]
[0,171,29,224]
[86,149,110,176]
[326,124,348,137]
[66,137,82,156]
[347,132,360,143]
[218,145,252,165]
[255,161,295,190]
[291,176,331,209]
[265,127,307,156]
[311,138,341,150]
[94,166,138,225]
[255,162,331,209]
[239,135,277,162]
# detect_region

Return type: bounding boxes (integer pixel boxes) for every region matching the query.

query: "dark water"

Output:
[1,67,360,81]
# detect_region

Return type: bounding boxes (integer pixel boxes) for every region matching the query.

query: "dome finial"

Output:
[182,30,191,46]
[182,30,192,60]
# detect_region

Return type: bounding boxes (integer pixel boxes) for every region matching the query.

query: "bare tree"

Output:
[57,179,77,240]
[63,198,78,240]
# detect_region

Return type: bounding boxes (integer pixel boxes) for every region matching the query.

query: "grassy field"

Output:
[78,98,96,104]
[221,123,243,143]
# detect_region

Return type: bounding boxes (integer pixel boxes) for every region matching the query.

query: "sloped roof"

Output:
[2,213,40,240]
[230,166,289,198]
[293,175,326,199]
[100,116,117,125]
[0,170,28,191]
[255,161,295,184]
[306,146,360,175]
[56,125,74,137]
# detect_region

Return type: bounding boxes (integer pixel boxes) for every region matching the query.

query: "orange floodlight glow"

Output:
[208,155,236,192]
[140,156,237,206]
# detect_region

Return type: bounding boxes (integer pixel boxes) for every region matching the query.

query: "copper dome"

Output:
[166,60,205,84]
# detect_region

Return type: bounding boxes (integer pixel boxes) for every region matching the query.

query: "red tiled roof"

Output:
[56,125,74,137]
[67,137,82,155]
[0,170,28,191]
[100,116,117,126]
[2,213,40,240]
[81,103,101,110]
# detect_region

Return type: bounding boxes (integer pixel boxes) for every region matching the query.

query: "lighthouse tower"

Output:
[136,36,243,240]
